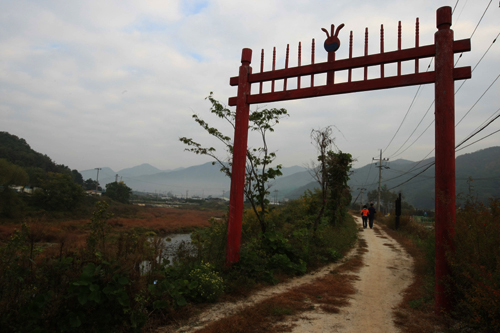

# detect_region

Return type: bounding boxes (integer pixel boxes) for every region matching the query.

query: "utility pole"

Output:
[274,189,279,205]
[372,150,389,213]
[95,168,102,195]
[357,187,366,210]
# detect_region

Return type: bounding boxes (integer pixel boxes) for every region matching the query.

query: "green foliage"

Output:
[86,201,113,255]
[325,150,353,226]
[150,261,224,306]
[104,181,132,203]
[0,158,29,186]
[188,262,224,302]
[33,172,84,211]
[83,178,101,191]
[180,92,289,233]
[0,207,150,332]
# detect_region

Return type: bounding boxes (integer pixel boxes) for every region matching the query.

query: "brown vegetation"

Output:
[192,238,367,333]
[0,206,225,249]
[377,219,446,333]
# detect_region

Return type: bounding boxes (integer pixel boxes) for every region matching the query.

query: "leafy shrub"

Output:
[188,261,224,302]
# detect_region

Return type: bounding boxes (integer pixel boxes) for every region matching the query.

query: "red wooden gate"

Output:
[227,6,470,313]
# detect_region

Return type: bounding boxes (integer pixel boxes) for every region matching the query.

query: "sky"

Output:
[1,0,499,175]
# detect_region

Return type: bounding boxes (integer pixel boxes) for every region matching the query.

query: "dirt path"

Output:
[289,217,413,333]
[157,217,413,332]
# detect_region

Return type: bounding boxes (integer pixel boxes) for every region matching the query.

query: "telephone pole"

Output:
[95,168,102,194]
[357,187,366,210]
[372,150,389,212]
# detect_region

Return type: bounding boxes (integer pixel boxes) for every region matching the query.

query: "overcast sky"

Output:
[1,0,499,175]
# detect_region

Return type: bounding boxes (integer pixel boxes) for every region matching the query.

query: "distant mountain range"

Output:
[4,130,496,210]
[80,146,500,209]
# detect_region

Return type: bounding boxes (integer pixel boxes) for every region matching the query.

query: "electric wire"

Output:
[455,72,500,127]
[456,128,500,152]
[389,32,499,159]
[388,107,500,190]
[387,1,496,159]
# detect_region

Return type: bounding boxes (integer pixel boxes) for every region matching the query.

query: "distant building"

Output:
[85,190,103,196]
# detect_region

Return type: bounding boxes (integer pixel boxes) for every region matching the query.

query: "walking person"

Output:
[368,203,376,229]
[361,205,369,229]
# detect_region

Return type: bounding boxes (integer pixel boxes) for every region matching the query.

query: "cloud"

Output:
[0,0,498,175]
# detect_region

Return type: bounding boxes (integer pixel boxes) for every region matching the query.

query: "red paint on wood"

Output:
[226,48,252,266]
[434,5,455,314]
[228,67,469,106]
[272,47,276,92]
[364,28,368,80]
[229,39,470,86]
[284,44,290,90]
[260,49,264,94]
[398,21,402,76]
[381,25,385,78]
[311,38,315,87]
[298,42,302,89]
[416,18,420,72]
[349,31,353,82]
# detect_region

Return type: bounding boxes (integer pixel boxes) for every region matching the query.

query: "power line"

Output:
[388,3,497,159]
[456,72,500,127]
[388,109,500,190]
[456,128,500,152]
[452,0,461,15]
[455,31,499,95]
[469,0,493,40]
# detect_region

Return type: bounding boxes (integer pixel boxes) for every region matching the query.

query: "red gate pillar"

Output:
[434,6,456,314]
[226,48,252,265]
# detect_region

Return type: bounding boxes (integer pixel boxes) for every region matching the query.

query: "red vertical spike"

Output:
[415,18,420,73]
[260,49,264,94]
[284,44,289,91]
[380,24,385,78]
[364,27,368,81]
[311,38,315,87]
[272,47,276,93]
[348,31,353,82]
[298,42,301,89]
[398,21,402,76]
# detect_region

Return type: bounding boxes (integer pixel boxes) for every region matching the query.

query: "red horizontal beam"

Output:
[228,66,470,106]
[229,39,470,86]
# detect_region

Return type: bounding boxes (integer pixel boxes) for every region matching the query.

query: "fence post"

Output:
[226,48,252,266]
[434,6,456,314]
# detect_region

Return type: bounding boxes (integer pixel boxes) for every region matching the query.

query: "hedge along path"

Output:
[157,217,413,333]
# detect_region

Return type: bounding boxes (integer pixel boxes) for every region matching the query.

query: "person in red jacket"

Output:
[361,205,369,229]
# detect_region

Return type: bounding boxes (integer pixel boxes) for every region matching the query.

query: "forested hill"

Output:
[0,131,82,186]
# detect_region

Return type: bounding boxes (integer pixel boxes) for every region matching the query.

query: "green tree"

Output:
[326,150,353,226]
[0,159,29,186]
[0,159,29,217]
[33,172,84,211]
[83,178,102,191]
[71,169,84,185]
[104,181,132,204]
[180,93,288,233]
[380,185,398,213]
[308,126,336,232]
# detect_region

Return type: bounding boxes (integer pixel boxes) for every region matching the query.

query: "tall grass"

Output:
[380,197,500,332]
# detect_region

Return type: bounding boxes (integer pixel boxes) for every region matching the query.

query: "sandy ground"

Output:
[157,216,413,333]
[289,217,414,333]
